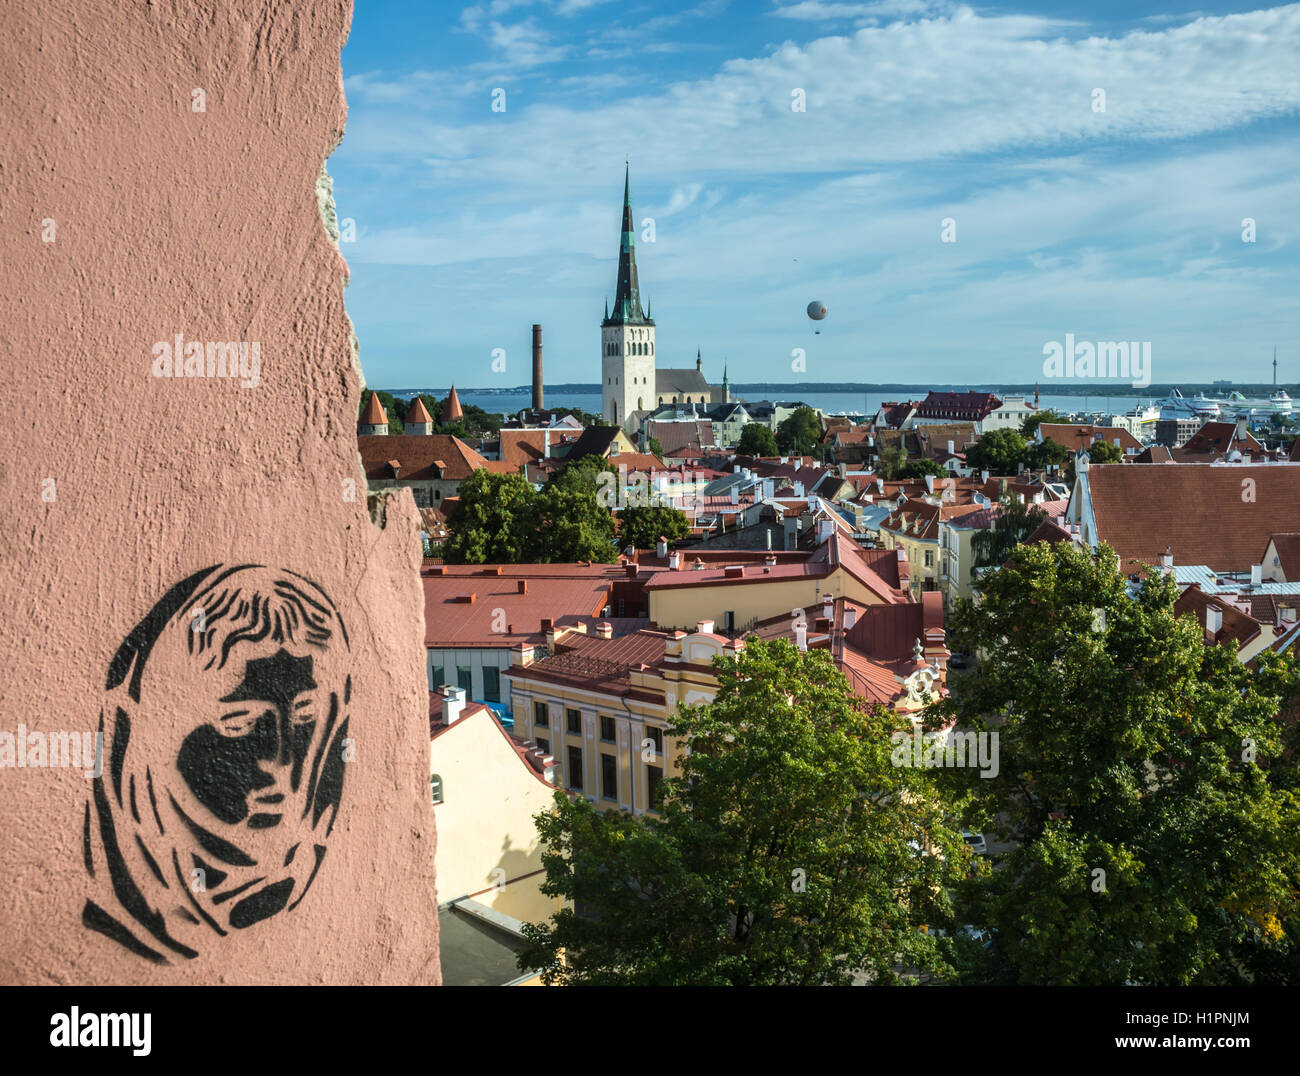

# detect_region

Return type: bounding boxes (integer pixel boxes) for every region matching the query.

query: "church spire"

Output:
[604,163,651,326]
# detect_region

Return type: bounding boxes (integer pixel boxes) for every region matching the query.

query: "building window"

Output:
[431,664,444,689]
[924,551,934,568]
[483,666,501,703]
[534,701,549,728]
[600,716,616,742]
[536,736,550,755]
[567,746,584,791]
[430,774,443,805]
[645,725,663,760]
[566,708,582,735]
[602,754,617,800]
[647,765,663,810]
[457,666,472,693]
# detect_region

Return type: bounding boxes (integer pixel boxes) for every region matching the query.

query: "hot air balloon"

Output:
[807,300,827,333]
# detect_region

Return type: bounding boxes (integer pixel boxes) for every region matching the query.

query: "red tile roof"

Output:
[1267,533,1300,579]
[915,391,1002,421]
[1170,421,1266,462]
[360,392,387,425]
[1039,423,1143,455]
[406,396,434,424]
[1173,586,1262,650]
[444,385,464,422]
[358,434,490,481]
[1084,463,1300,573]
[422,567,616,646]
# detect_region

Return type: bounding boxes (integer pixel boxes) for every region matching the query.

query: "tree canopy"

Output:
[775,407,822,457]
[1019,409,1071,440]
[618,505,691,551]
[964,428,1028,476]
[443,456,616,564]
[518,639,970,985]
[737,423,779,458]
[938,540,1300,984]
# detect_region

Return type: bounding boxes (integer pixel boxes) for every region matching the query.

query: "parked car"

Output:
[948,652,969,669]
[962,829,988,855]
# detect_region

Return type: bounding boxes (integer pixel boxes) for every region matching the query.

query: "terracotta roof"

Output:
[1171,421,1267,462]
[496,428,577,469]
[423,567,615,646]
[514,630,669,696]
[915,391,1001,421]
[1039,423,1143,455]
[1025,518,1075,546]
[1084,463,1300,573]
[358,434,490,481]
[1173,586,1262,650]
[1267,533,1300,579]
[879,498,987,542]
[610,452,666,472]
[406,396,434,424]
[444,385,464,422]
[360,392,388,425]
[1132,445,1174,464]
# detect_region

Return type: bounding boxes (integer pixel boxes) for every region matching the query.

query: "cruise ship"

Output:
[1159,388,1220,419]
[1209,389,1292,417]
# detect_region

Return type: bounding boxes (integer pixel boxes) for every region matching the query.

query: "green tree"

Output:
[1086,439,1122,464]
[618,505,690,551]
[442,469,537,563]
[964,428,1028,476]
[775,407,822,457]
[1019,409,1071,440]
[519,639,969,985]
[535,455,617,563]
[969,495,1048,569]
[1029,437,1071,472]
[737,423,779,457]
[876,445,907,480]
[939,540,1300,984]
[900,458,948,479]
[647,437,665,458]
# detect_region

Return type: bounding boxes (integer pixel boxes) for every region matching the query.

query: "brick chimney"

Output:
[531,323,544,411]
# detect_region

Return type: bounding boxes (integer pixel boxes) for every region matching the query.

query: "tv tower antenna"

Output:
[1274,345,1278,388]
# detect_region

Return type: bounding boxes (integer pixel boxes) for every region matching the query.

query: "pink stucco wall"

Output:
[0,0,439,984]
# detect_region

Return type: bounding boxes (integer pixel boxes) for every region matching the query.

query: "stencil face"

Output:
[83,565,352,964]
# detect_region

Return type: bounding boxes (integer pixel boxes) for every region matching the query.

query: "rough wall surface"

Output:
[0,0,438,984]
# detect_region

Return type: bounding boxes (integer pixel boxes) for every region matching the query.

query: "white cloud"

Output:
[335,5,1300,382]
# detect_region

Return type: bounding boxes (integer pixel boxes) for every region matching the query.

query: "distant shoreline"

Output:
[383,382,1291,398]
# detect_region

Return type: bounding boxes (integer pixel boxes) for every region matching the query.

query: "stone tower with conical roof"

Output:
[601,164,655,431]
[359,391,388,436]
[405,395,434,435]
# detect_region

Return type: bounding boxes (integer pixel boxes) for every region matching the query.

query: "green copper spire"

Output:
[603,163,651,327]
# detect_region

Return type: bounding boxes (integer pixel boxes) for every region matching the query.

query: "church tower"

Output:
[601,165,655,430]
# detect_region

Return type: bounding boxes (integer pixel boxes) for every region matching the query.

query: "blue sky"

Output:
[331,1,1300,389]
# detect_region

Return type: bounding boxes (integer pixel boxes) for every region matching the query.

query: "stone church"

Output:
[600,166,730,432]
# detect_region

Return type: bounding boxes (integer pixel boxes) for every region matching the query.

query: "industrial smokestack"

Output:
[532,324,544,411]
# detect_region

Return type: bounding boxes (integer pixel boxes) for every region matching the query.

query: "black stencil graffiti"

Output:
[83,565,351,964]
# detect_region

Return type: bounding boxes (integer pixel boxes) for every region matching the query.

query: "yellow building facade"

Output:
[430,700,567,925]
